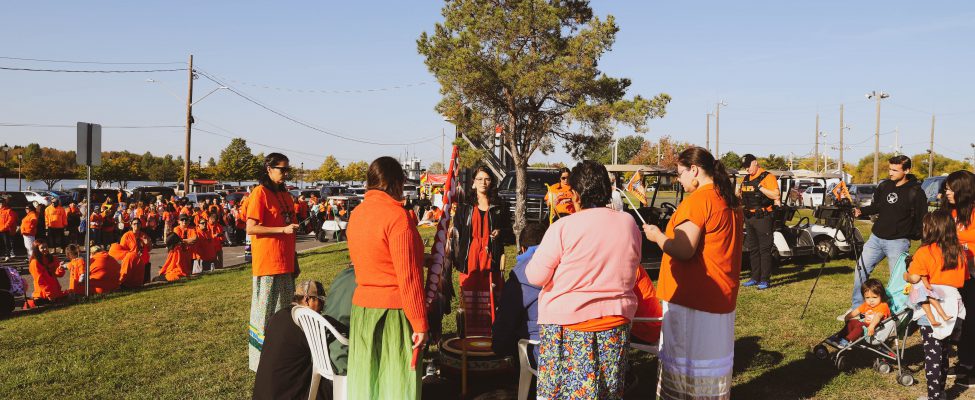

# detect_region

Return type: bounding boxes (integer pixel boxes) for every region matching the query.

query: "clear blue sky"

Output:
[2,1,974,169]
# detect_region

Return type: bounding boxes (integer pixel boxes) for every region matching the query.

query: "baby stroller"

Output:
[812,252,916,386]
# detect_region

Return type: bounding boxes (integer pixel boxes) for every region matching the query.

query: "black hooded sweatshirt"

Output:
[860,174,927,240]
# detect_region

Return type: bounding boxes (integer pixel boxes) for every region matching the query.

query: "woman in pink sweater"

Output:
[526,160,641,399]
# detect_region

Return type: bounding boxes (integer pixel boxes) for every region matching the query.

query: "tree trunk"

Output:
[512,155,528,249]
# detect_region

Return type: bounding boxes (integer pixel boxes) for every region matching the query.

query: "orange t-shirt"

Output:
[657,184,744,314]
[546,183,576,215]
[854,302,891,325]
[908,244,969,288]
[0,207,17,232]
[565,315,629,332]
[632,266,663,343]
[955,209,975,260]
[45,206,67,228]
[245,186,296,276]
[67,258,86,295]
[20,211,38,236]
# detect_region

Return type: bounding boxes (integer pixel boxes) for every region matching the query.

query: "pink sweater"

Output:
[526,207,641,325]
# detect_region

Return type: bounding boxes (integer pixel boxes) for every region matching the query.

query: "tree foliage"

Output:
[580,135,645,164]
[344,161,369,183]
[20,145,77,189]
[629,136,692,170]
[427,161,446,174]
[217,138,259,185]
[314,156,346,183]
[418,0,670,237]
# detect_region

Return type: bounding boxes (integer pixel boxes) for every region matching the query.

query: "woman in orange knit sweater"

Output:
[346,156,428,399]
[20,203,40,260]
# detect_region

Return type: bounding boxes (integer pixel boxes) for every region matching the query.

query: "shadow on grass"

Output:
[772,265,852,287]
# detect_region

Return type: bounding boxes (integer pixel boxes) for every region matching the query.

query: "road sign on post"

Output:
[76,122,101,297]
[76,122,102,166]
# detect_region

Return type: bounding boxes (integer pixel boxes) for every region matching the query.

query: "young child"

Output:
[828,278,890,347]
[64,244,86,295]
[905,210,968,326]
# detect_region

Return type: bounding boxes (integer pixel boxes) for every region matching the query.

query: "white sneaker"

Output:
[836,308,853,322]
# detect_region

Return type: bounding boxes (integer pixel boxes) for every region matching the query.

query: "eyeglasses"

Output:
[560,176,569,180]
[269,166,292,173]
[474,177,491,182]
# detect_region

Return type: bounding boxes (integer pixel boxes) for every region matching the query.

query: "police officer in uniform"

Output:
[738,154,780,290]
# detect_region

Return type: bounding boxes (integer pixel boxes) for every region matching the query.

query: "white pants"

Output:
[24,235,35,260]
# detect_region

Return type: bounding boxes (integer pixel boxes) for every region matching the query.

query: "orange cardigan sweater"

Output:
[347,190,428,333]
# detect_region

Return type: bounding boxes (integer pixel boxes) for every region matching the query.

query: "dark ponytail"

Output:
[677,147,740,209]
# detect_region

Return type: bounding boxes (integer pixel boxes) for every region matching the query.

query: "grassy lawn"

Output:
[1,215,968,399]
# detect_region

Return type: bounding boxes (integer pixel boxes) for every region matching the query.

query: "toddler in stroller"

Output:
[813,252,916,386]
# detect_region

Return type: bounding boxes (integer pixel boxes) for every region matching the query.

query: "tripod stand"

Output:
[800,202,866,319]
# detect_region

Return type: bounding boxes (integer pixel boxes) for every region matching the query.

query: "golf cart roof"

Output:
[733,169,842,180]
[604,164,676,175]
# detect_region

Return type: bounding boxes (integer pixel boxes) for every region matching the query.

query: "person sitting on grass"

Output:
[26,239,66,308]
[827,278,890,347]
[192,218,217,274]
[87,245,121,295]
[253,280,347,400]
[64,244,86,296]
[155,215,197,282]
[111,219,152,289]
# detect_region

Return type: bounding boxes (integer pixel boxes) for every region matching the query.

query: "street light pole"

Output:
[867,90,889,184]
[17,154,23,190]
[928,114,936,178]
[715,101,727,157]
[706,112,713,153]
[0,144,9,191]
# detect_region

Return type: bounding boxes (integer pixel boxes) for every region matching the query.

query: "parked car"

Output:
[223,192,248,206]
[0,192,30,220]
[921,175,947,211]
[185,192,221,206]
[320,185,346,197]
[801,185,826,208]
[130,186,176,204]
[347,187,366,200]
[46,190,74,205]
[497,168,561,223]
[22,191,53,206]
[66,188,119,205]
[848,184,877,208]
[403,184,419,200]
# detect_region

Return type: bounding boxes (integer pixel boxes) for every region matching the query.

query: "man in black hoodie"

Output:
[848,155,927,310]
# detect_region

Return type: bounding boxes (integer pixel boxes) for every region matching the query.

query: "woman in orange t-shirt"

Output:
[20,204,40,260]
[156,215,197,282]
[641,147,743,400]
[939,171,975,378]
[245,153,299,372]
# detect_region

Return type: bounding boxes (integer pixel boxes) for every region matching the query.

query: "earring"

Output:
[691,178,700,189]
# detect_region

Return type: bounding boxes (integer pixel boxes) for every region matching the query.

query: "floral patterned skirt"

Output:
[536,323,630,399]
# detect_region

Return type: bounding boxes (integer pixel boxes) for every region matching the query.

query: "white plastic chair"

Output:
[515,317,663,400]
[516,339,540,400]
[291,306,350,400]
[630,316,662,355]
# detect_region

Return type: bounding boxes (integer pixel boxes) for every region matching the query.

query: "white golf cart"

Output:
[742,170,862,265]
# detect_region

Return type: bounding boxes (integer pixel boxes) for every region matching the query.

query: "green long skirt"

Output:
[346,306,423,399]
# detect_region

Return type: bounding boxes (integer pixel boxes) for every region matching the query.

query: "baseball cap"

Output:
[295,280,326,302]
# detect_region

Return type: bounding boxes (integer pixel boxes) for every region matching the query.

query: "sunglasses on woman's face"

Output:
[269,165,292,173]
[560,175,569,181]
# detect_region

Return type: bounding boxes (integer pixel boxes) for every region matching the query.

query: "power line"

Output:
[203,71,430,94]
[0,122,183,129]
[0,66,186,73]
[192,126,354,162]
[195,68,440,146]
[0,56,185,65]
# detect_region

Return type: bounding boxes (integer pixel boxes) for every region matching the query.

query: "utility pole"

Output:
[715,101,727,157]
[300,162,304,188]
[441,127,445,168]
[814,114,820,171]
[183,54,194,196]
[706,112,713,153]
[928,114,936,178]
[867,90,889,184]
[838,104,844,176]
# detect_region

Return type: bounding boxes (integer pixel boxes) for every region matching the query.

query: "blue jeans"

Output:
[851,235,910,309]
